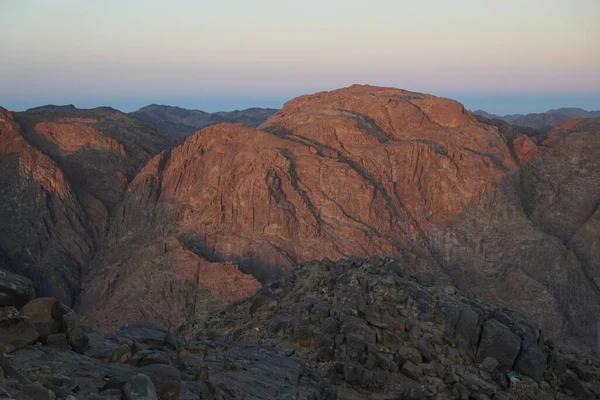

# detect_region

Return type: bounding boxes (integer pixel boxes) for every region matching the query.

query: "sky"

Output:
[1,0,599,114]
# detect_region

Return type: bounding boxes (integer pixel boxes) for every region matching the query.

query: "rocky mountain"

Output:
[73,85,600,357]
[2,85,600,359]
[129,104,278,138]
[0,105,176,306]
[1,259,599,399]
[472,108,600,129]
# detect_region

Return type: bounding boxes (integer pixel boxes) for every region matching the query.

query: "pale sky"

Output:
[1,0,599,114]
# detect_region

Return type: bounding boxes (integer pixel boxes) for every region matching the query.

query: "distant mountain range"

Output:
[472,107,600,129]
[129,104,278,138]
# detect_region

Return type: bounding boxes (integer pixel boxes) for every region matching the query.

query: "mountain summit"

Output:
[1,85,599,356]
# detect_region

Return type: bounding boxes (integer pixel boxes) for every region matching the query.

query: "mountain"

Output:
[2,258,599,399]
[2,86,600,357]
[77,85,600,356]
[0,105,176,306]
[472,107,600,129]
[129,104,278,138]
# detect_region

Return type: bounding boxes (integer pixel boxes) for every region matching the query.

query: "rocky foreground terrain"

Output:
[2,257,600,399]
[1,85,600,358]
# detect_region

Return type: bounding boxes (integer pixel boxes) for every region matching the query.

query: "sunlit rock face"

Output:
[77,86,600,352]
[2,87,599,353]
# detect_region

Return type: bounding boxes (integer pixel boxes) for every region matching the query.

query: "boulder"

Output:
[0,316,38,348]
[475,319,521,370]
[47,333,71,351]
[138,364,181,400]
[60,310,89,353]
[401,361,423,381]
[480,357,499,373]
[122,374,158,400]
[117,323,168,346]
[453,306,480,350]
[19,298,62,340]
[132,349,171,367]
[513,339,547,381]
[22,382,55,400]
[0,269,35,309]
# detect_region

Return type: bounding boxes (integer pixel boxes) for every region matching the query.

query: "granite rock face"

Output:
[79,86,600,352]
[2,86,600,353]
[0,106,176,307]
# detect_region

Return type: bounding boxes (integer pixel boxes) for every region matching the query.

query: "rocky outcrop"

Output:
[185,256,600,399]
[0,108,95,305]
[4,258,599,400]
[0,106,176,306]
[79,86,600,354]
[79,236,260,331]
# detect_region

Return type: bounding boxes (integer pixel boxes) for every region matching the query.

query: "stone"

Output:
[564,374,590,398]
[0,306,18,319]
[572,363,593,382]
[401,361,422,381]
[116,323,168,346]
[109,343,133,363]
[475,319,521,370]
[22,382,55,400]
[19,298,62,340]
[132,349,171,367]
[249,288,278,316]
[122,374,157,400]
[453,306,480,349]
[46,333,71,351]
[138,364,181,400]
[59,309,89,353]
[0,316,38,348]
[418,339,436,362]
[479,357,499,373]
[0,269,35,309]
[513,339,546,381]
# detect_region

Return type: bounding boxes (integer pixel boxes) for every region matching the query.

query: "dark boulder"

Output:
[475,319,521,370]
[123,373,158,400]
[0,269,35,309]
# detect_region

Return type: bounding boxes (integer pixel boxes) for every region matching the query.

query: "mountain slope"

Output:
[473,108,600,129]
[129,104,278,138]
[79,85,600,354]
[0,105,176,306]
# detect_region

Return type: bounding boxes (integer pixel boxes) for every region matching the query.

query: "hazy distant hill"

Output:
[473,107,600,129]
[129,104,278,138]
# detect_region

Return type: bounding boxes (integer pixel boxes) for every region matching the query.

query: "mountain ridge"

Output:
[472,107,600,129]
[129,104,278,138]
[1,85,599,358]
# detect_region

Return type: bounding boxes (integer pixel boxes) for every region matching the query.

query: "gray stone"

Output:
[60,310,89,353]
[0,316,38,348]
[479,357,499,373]
[138,364,181,400]
[132,349,171,367]
[22,382,55,400]
[513,339,546,381]
[475,319,520,370]
[123,374,157,400]
[0,269,35,309]
[454,306,479,349]
[401,361,422,381]
[572,363,593,382]
[47,333,71,351]
[117,323,168,346]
